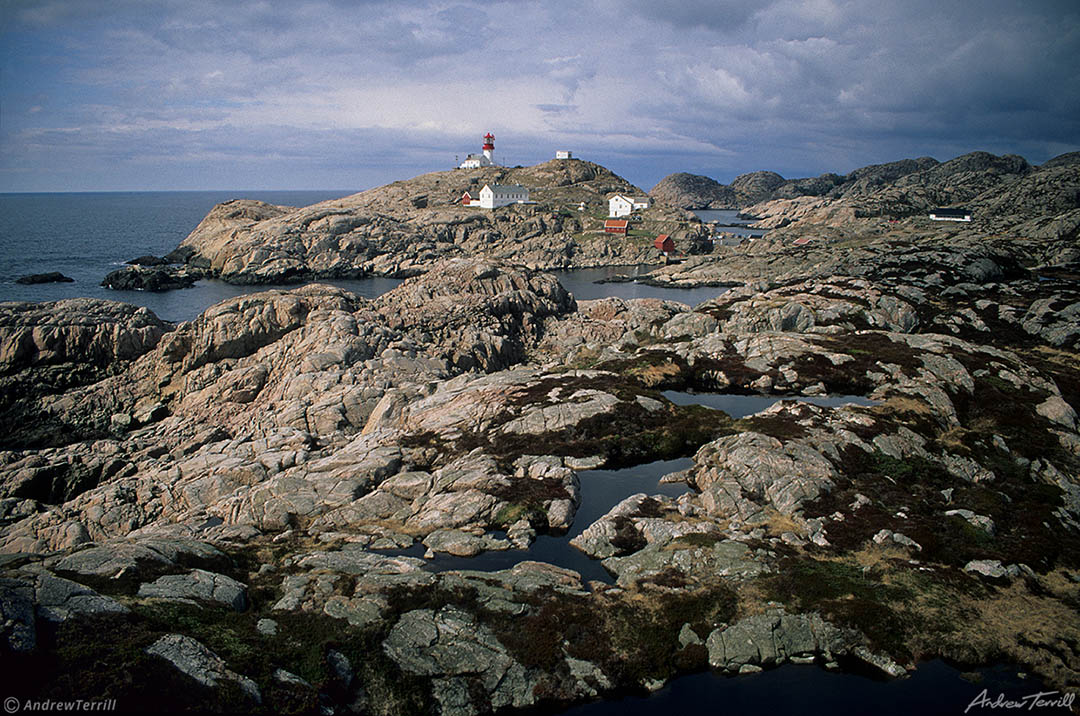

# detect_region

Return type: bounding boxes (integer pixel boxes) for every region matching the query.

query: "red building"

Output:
[654,234,675,253]
[604,219,628,235]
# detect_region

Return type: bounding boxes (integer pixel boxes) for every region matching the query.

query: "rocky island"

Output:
[1,151,1078,714]
[101,159,708,291]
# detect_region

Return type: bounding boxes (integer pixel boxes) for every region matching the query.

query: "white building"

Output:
[460,132,498,169]
[479,183,529,209]
[608,193,652,217]
[929,208,972,222]
[556,150,573,160]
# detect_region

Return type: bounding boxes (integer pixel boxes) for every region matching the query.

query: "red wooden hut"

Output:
[654,234,675,253]
[604,219,628,235]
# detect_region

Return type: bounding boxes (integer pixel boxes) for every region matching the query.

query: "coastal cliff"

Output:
[2,151,1079,714]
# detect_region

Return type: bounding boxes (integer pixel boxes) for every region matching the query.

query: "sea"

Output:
[0,192,1069,714]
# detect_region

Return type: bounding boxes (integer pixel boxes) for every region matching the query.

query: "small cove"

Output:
[692,209,767,238]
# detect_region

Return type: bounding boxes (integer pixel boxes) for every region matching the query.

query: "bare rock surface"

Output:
[137,569,248,611]
[3,160,1080,716]
[146,633,262,704]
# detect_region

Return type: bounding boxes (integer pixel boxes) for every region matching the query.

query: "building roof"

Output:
[483,183,527,193]
[930,208,972,215]
[604,219,629,228]
[654,234,673,249]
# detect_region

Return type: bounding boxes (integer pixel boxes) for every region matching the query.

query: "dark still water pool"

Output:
[381,457,692,583]
[559,660,1061,716]
[553,266,730,306]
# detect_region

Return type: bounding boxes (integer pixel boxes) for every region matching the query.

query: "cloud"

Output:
[619,0,762,31]
[1,0,1078,191]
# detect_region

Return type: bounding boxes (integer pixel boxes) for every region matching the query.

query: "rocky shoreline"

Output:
[2,152,1079,714]
[2,238,1078,713]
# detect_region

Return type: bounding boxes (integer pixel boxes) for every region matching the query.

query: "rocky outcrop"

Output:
[705,611,851,672]
[157,161,700,286]
[772,173,844,200]
[740,150,1079,236]
[0,299,168,375]
[382,607,542,714]
[137,569,248,611]
[146,634,262,704]
[135,150,1080,294]
[649,173,736,209]
[691,431,837,523]
[649,170,789,211]
[833,157,940,197]
[0,300,172,449]
[731,171,786,207]
[102,266,198,291]
[34,572,129,622]
[649,151,1076,241]
[15,272,74,285]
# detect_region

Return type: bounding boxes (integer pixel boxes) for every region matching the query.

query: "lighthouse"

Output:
[459,132,499,169]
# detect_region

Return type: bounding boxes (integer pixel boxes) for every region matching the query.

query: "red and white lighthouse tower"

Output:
[459,132,500,169]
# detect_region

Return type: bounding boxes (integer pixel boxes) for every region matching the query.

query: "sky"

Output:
[2,0,1079,193]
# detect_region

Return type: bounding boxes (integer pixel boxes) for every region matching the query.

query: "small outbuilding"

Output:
[604,219,628,235]
[654,234,675,253]
[556,150,573,160]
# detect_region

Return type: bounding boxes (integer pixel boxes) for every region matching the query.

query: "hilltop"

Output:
[117,159,708,287]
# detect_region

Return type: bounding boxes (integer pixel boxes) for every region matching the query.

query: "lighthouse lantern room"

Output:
[459,133,498,169]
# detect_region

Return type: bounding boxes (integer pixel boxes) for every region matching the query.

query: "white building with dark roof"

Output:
[608,193,652,217]
[479,184,529,209]
[929,208,973,222]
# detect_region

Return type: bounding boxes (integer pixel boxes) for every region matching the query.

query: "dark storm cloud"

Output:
[1,0,1077,190]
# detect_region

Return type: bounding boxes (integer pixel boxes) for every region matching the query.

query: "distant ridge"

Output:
[649,150,1080,238]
